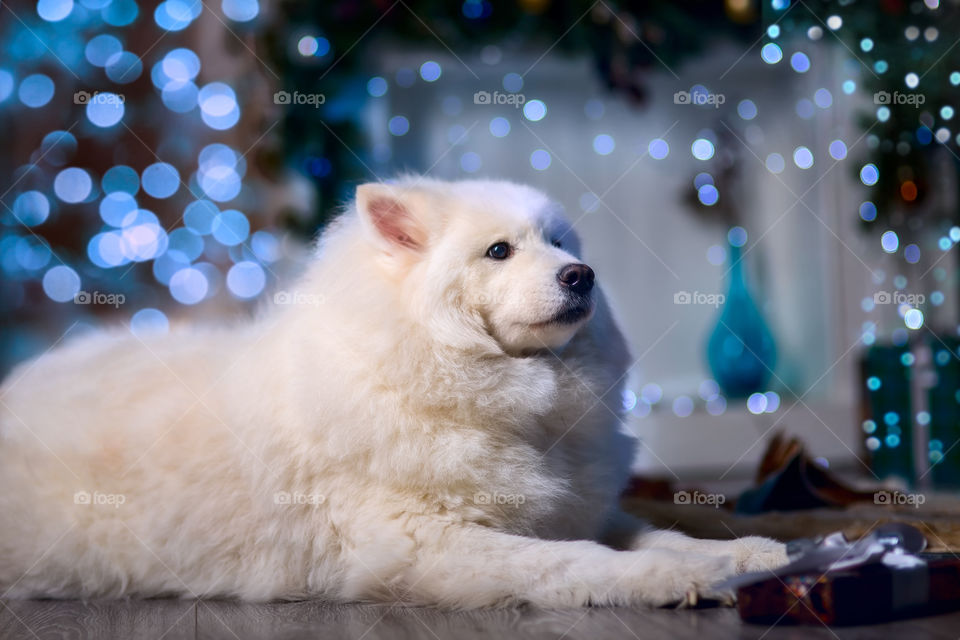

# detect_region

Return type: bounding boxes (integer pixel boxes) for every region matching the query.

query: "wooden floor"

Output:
[3,600,960,640]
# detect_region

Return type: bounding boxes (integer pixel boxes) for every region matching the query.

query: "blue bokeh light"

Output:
[251,230,280,263]
[162,80,199,112]
[38,0,74,22]
[367,77,387,97]
[155,0,200,31]
[691,138,714,161]
[761,43,782,64]
[790,52,811,73]
[212,209,250,246]
[881,230,899,253]
[162,48,201,81]
[131,308,170,335]
[86,92,125,127]
[85,34,122,67]
[102,165,139,195]
[698,184,719,206]
[489,117,510,138]
[523,100,547,122]
[168,228,204,260]
[648,138,669,159]
[104,0,139,26]
[388,115,410,136]
[100,192,138,226]
[18,74,55,108]
[184,200,219,234]
[737,99,757,120]
[141,162,180,199]
[530,149,551,170]
[169,267,208,304]
[226,261,266,298]
[54,167,92,203]
[503,72,523,92]
[728,226,748,247]
[198,165,241,202]
[793,146,814,169]
[828,139,847,160]
[419,61,441,82]
[460,152,481,173]
[0,70,13,103]
[40,130,77,166]
[593,134,615,155]
[105,51,143,84]
[198,82,240,130]
[42,265,81,302]
[222,0,259,22]
[13,191,51,226]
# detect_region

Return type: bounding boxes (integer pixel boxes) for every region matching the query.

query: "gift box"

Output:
[737,552,960,625]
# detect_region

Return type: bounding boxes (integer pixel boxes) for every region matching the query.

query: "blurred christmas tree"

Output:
[764,0,960,231]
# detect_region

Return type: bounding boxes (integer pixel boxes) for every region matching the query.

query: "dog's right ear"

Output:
[356,183,426,253]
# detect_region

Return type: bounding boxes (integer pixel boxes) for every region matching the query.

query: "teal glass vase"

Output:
[706,241,777,398]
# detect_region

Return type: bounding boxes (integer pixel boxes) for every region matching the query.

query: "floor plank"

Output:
[0,599,194,640]
[4,600,960,640]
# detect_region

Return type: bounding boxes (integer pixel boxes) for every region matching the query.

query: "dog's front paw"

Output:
[634,551,737,608]
[729,536,789,574]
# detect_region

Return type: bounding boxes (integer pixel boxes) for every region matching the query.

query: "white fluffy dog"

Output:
[0,178,786,607]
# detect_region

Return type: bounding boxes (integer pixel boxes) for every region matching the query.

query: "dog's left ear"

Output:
[356,183,426,253]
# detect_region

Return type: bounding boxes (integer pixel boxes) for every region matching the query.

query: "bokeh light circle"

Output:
[648,139,669,159]
[523,100,547,122]
[85,34,122,67]
[593,134,615,155]
[141,163,180,199]
[13,191,50,226]
[38,0,74,22]
[211,209,250,246]
[105,51,143,83]
[42,265,81,302]
[222,0,259,22]
[54,167,92,203]
[226,261,266,298]
[86,92,124,127]
[131,308,170,335]
[18,74,55,108]
[169,267,208,304]
[530,149,551,170]
[691,138,715,161]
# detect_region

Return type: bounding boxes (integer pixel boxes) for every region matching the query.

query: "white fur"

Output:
[0,178,786,607]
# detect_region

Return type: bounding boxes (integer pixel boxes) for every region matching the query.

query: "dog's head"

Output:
[355,179,595,354]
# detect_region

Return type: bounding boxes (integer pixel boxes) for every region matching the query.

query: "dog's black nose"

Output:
[557,263,594,295]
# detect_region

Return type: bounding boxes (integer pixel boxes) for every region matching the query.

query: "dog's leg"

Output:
[599,511,788,574]
[391,521,736,608]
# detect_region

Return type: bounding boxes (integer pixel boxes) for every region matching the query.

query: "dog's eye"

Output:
[486,242,511,260]
[551,239,562,248]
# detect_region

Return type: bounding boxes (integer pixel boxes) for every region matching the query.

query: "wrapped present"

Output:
[726,524,960,625]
